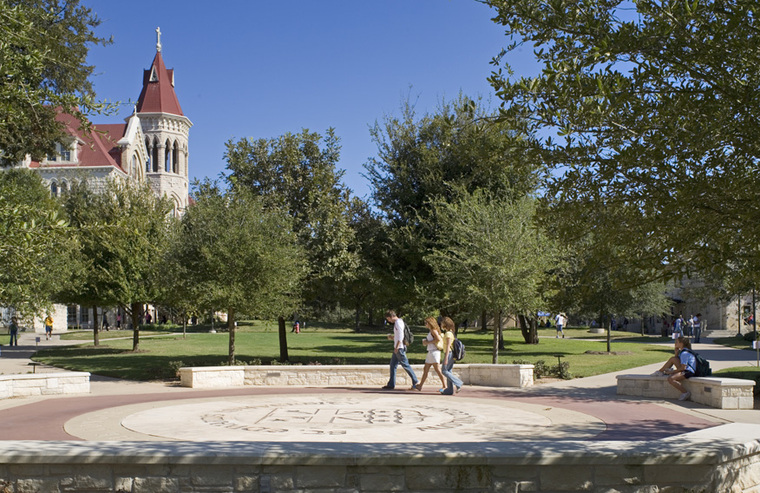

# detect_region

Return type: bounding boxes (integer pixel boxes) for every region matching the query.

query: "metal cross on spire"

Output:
[156,27,162,52]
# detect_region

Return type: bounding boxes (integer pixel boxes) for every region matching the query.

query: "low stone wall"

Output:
[616,374,754,409]
[179,364,534,389]
[0,424,757,492]
[0,372,90,399]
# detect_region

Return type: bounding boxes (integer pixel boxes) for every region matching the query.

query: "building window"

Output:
[50,182,58,197]
[67,306,78,328]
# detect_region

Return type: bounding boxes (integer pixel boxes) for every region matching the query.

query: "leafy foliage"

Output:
[486,0,760,284]
[168,180,306,362]
[60,178,174,349]
[0,169,71,313]
[224,129,358,314]
[364,95,544,313]
[0,0,112,165]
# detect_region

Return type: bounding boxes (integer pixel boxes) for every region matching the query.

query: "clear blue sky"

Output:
[84,0,525,199]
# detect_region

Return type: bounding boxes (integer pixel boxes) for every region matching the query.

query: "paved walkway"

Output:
[0,331,757,443]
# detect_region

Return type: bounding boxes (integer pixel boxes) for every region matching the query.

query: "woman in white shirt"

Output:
[415,317,446,392]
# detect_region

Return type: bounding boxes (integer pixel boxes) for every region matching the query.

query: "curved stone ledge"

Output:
[179,363,534,389]
[0,424,756,492]
[0,372,90,399]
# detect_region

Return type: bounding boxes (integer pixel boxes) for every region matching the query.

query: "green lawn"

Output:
[32,323,675,382]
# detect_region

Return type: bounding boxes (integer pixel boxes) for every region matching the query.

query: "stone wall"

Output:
[179,364,534,389]
[0,372,90,399]
[0,424,757,492]
[617,374,754,409]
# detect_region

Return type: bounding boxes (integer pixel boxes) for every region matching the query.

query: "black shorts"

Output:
[683,370,695,379]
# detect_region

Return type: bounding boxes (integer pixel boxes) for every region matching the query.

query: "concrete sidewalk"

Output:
[0,330,757,440]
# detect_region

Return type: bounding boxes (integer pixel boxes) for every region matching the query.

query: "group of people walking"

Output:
[670,313,703,343]
[381,310,463,395]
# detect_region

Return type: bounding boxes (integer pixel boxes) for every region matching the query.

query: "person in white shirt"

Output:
[381,310,419,390]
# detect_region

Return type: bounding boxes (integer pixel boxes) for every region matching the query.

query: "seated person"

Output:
[651,336,696,401]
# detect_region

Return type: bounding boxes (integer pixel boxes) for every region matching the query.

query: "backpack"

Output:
[452,338,466,361]
[403,321,414,346]
[682,348,712,377]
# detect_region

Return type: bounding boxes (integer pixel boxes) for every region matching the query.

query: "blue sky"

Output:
[84,0,527,199]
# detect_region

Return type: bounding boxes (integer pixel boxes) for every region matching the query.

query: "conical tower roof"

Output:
[136,42,184,116]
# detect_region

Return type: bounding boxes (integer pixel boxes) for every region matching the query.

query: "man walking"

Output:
[382,310,418,390]
[693,313,702,343]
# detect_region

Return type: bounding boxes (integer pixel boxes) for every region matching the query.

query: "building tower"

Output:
[136,27,192,215]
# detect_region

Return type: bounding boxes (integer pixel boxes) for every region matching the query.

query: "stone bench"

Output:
[0,371,90,399]
[179,363,534,389]
[616,374,755,409]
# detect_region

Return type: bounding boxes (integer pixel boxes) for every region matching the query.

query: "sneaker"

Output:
[381,385,394,390]
[650,371,665,377]
[678,391,691,401]
[411,384,420,391]
[455,386,461,394]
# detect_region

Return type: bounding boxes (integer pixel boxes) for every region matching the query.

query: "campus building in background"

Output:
[17,30,191,333]
[22,29,191,216]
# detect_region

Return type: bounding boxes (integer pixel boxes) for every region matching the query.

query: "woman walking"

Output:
[415,317,446,392]
[440,316,463,395]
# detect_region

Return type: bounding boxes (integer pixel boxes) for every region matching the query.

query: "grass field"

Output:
[33,322,676,382]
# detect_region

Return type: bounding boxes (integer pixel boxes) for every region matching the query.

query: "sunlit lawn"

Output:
[33,322,675,382]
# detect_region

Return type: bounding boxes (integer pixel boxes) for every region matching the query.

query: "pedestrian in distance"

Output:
[651,336,696,401]
[415,317,446,392]
[555,312,566,338]
[8,316,18,347]
[693,313,702,343]
[440,316,463,395]
[381,310,419,390]
[673,315,684,339]
[43,314,53,341]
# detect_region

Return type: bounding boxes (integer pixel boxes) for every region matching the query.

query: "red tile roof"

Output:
[136,51,184,116]
[29,112,126,173]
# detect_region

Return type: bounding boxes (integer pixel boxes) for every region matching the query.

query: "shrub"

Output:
[167,360,184,379]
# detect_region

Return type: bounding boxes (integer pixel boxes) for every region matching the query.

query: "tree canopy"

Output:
[224,129,359,315]
[169,180,305,363]
[486,0,760,284]
[364,95,544,314]
[0,0,111,166]
[0,169,71,314]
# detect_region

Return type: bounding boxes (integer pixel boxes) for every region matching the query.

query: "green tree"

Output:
[170,180,305,364]
[486,0,760,284]
[61,179,173,350]
[0,169,71,314]
[0,0,112,166]
[365,95,543,313]
[426,191,552,358]
[224,129,358,316]
[551,235,672,351]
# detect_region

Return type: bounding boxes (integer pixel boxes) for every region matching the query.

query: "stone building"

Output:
[16,30,191,333]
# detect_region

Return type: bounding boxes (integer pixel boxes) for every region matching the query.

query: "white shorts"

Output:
[425,350,441,364]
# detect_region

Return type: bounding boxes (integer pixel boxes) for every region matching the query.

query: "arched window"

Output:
[60,181,69,195]
[152,139,159,172]
[131,154,138,178]
[145,138,152,173]
[165,139,172,172]
[172,141,179,174]
[50,181,58,197]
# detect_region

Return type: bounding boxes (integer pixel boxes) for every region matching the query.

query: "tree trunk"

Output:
[355,305,361,331]
[738,296,742,336]
[278,316,289,362]
[480,311,487,333]
[131,302,141,351]
[497,309,504,350]
[606,314,612,353]
[182,310,187,339]
[92,306,99,347]
[492,309,499,364]
[228,308,236,365]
